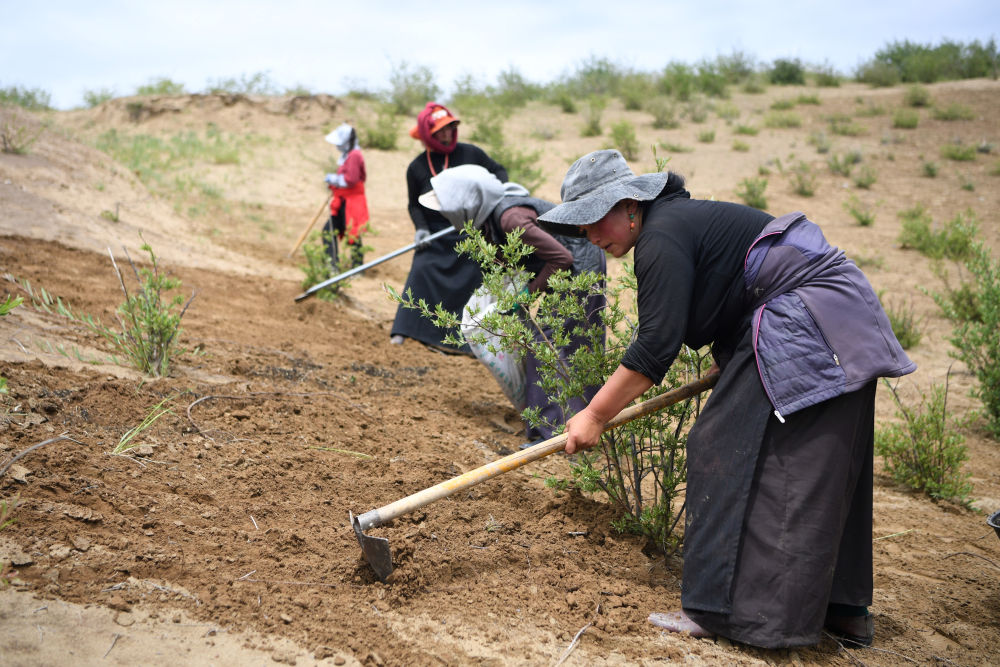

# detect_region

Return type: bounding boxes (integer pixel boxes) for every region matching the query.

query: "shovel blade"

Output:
[350,511,393,581]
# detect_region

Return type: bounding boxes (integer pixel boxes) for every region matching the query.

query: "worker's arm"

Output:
[565,364,653,454]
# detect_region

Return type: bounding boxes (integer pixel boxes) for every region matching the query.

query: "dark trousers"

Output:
[687,381,876,648]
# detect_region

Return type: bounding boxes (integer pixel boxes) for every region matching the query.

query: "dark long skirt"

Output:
[684,373,876,648]
[390,229,480,353]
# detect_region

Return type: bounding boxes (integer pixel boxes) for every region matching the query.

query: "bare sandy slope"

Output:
[1,79,999,666]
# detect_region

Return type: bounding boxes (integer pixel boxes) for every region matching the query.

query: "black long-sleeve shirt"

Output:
[406,143,508,232]
[622,196,773,384]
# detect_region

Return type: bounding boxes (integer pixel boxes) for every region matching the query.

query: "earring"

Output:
[629,221,635,231]
[628,213,635,221]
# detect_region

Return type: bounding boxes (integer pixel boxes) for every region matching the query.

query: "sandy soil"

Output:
[1,79,999,666]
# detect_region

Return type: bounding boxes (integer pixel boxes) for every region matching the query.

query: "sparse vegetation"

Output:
[898,206,979,261]
[853,164,878,189]
[940,142,977,161]
[893,109,920,129]
[609,120,639,160]
[763,111,802,128]
[904,84,932,107]
[0,85,52,110]
[359,103,401,151]
[135,77,186,97]
[300,230,350,302]
[789,161,816,196]
[386,61,439,116]
[696,129,715,143]
[843,194,876,226]
[932,104,976,121]
[737,176,768,209]
[580,96,606,137]
[882,296,923,349]
[876,375,972,506]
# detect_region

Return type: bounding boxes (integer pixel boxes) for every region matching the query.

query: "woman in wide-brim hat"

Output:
[389,102,508,353]
[540,149,916,649]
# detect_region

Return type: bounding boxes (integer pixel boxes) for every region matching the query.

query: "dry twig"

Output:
[554,603,601,667]
[0,433,79,478]
[944,551,1000,570]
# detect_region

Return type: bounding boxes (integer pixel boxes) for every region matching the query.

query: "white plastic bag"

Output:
[461,287,526,411]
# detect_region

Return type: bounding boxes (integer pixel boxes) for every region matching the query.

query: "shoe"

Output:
[824,612,874,647]
[390,335,404,345]
[519,438,546,451]
[648,611,714,638]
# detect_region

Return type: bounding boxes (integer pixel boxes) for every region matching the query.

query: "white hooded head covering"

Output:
[418,164,529,231]
[324,123,360,164]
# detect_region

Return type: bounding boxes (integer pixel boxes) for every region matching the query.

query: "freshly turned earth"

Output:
[1,79,998,665]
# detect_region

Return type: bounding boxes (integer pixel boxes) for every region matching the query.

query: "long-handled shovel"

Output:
[287,194,333,258]
[351,372,719,581]
[294,227,454,302]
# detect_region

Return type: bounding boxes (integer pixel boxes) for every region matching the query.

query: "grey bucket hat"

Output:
[537,150,670,227]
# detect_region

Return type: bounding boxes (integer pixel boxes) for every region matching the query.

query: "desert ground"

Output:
[1,77,999,666]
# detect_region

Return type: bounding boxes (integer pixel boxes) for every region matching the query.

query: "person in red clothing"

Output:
[324,123,369,268]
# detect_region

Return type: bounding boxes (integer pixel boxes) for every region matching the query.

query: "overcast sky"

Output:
[3,1,998,110]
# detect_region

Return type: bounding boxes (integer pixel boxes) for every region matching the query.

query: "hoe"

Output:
[351,373,718,581]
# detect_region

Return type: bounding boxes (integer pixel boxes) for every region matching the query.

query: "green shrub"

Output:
[876,377,972,506]
[206,71,278,95]
[696,129,715,143]
[808,131,831,154]
[660,62,696,101]
[855,61,901,87]
[892,109,920,129]
[881,296,922,348]
[940,142,977,161]
[300,230,350,302]
[684,97,709,123]
[903,84,932,107]
[386,61,439,116]
[830,118,867,136]
[580,96,606,137]
[609,120,639,161]
[812,65,842,87]
[647,96,680,129]
[796,93,821,105]
[864,38,1000,84]
[735,124,759,136]
[83,88,115,108]
[714,102,739,122]
[921,160,939,177]
[789,161,816,196]
[737,176,768,209]
[732,140,750,152]
[471,109,544,192]
[741,74,768,94]
[619,72,655,110]
[0,85,52,110]
[769,58,806,85]
[898,206,979,261]
[658,140,693,154]
[932,104,975,121]
[763,111,802,128]
[853,164,878,189]
[770,98,795,111]
[1,107,42,155]
[135,77,185,96]
[392,223,709,556]
[550,86,578,113]
[932,242,1000,436]
[855,102,886,117]
[359,103,400,151]
[843,194,876,226]
[828,150,862,176]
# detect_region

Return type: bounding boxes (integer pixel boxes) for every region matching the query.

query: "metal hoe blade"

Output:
[350,511,394,581]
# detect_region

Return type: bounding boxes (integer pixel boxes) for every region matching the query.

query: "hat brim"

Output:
[418,190,441,210]
[537,172,670,226]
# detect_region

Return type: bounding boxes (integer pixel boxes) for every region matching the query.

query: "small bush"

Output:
[135,77,186,97]
[359,103,400,151]
[737,176,768,209]
[83,88,115,108]
[789,161,816,196]
[732,140,750,152]
[763,111,802,128]
[898,206,979,261]
[892,109,920,129]
[714,102,740,122]
[580,96,606,137]
[932,104,975,121]
[882,297,923,348]
[735,124,759,136]
[647,96,680,129]
[609,120,639,161]
[386,61,439,116]
[796,93,821,105]
[206,71,278,96]
[855,102,886,117]
[843,194,876,226]
[921,160,939,177]
[903,84,932,107]
[932,242,1000,436]
[808,131,831,154]
[659,140,693,154]
[684,97,709,123]
[696,129,715,143]
[853,164,878,189]
[856,61,901,87]
[828,151,862,176]
[830,118,867,136]
[0,85,52,110]
[300,230,350,301]
[769,58,806,85]
[0,107,42,155]
[812,65,842,87]
[771,98,795,111]
[876,376,972,506]
[940,142,977,161]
